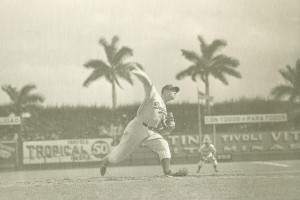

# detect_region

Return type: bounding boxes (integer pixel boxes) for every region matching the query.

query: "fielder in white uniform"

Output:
[196,141,218,173]
[100,65,181,176]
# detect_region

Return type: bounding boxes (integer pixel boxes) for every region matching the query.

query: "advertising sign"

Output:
[22,130,300,165]
[165,131,300,155]
[0,141,17,168]
[23,138,113,164]
[204,113,287,124]
[0,117,21,126]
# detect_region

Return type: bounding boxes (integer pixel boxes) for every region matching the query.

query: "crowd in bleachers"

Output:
[0,99,299,141]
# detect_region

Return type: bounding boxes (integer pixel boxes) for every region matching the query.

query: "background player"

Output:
[100,64,187,177]
[196,139,218,173]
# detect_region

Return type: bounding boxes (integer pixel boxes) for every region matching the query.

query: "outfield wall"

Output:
[18,130,300,168]
[166,131,300,158]
[1,130,299,170]
[166,131,300,162]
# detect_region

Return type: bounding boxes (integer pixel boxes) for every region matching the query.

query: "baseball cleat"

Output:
[100,165,107,176]
[100,158,108,176]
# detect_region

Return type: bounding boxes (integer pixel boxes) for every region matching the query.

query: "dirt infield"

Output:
[1,160,299,200]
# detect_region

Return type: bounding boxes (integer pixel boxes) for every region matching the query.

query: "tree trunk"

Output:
[112,81,117,113]
[205,77,211,115]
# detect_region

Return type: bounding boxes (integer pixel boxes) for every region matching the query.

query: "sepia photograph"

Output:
[0,0,299,199]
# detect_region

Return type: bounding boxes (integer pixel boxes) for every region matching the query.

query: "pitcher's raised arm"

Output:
[131,66,153,97]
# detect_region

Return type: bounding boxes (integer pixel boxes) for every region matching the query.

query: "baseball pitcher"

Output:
[100,64,187,177]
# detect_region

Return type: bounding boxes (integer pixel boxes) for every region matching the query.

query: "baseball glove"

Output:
[155,112,176,135]
[162,112,175,132]
[172,168,188,177]
[200,155,208,161]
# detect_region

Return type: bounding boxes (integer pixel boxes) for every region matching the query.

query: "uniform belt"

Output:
[142,122,156,131]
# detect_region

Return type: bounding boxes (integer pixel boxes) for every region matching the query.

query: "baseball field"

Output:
[0,160,299,200]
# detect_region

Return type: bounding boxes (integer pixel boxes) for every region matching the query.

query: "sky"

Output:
[0,0,299,107]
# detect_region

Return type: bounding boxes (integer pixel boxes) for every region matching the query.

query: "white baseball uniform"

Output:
[198,143,217,167]
[107,83,171,164]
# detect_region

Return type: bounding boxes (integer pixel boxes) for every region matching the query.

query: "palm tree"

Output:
[83,35,142,114]
[176,35,241,114]
[1,83,45,116]
[270,59,300,103]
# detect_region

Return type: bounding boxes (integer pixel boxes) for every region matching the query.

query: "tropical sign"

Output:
[23,138,114,164]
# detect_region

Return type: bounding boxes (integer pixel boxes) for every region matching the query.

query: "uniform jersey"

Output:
[136,84,167,127]
[198,144,216,157]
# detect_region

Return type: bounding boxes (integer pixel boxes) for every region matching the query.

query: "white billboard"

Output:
[0,117,21,126]
[23,138,114,164]
[205,113,287,124]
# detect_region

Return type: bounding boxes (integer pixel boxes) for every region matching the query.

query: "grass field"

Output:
[0,160,299,200]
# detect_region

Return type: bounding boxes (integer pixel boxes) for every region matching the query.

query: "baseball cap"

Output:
[203,138,212,144]
[161,84,180,94]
